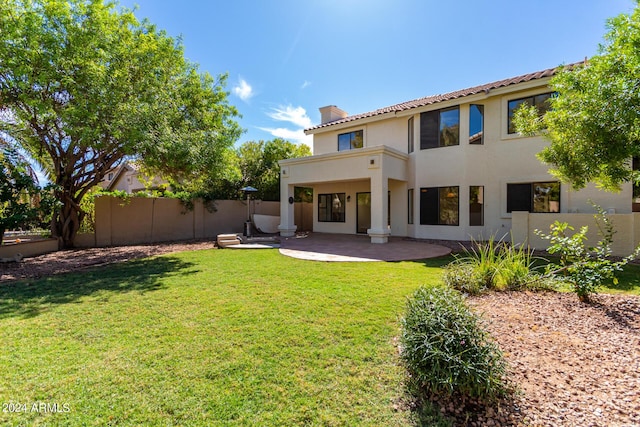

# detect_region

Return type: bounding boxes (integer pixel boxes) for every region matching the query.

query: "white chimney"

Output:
[319,105,348,124]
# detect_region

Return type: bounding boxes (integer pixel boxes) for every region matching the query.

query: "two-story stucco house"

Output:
[278,64,635,247]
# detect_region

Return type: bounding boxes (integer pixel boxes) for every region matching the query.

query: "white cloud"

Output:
[266,105,312,129]
[301,80,311,89]
[260,104,314,146]
[258,126,313,146]
[232,78,254,102]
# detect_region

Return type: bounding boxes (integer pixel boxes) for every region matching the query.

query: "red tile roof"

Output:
[306,63,580,131]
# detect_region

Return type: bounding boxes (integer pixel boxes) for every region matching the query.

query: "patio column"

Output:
[368,171,389,243]
[278,183,297,237]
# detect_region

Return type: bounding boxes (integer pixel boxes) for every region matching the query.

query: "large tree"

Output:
[236,138,311,201]
[514,1,640,191]
[0,0,241,248]
[207,138,311,201]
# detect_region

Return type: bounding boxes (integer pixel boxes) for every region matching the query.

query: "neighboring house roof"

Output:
[306,62,581,132]
[101,161,147,191]
[103,162,133,191]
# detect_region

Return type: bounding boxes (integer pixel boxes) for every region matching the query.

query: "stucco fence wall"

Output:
[512,211,640,257]
[0,197,294,258]
[94,196,282,247]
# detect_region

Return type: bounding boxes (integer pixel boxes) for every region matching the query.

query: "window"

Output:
[507,92,554,134]
[507,182,560,213]
[420,186,459,225]
[420,107,460,149]
[469,104,484,144]
[338,130,363,151]
[408,189,414,224]
[108,172,114,181]
[318,193,346,222]
[408,117,414,153]
[469,186,484,226]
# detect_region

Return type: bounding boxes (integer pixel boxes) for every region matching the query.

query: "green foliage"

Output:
[400,286,508,401]
[535,205,640,302]
[0,146,39,242]
[514,3,640,191]
[443,235,547,294]
[31,183,62,231]
[0,0,241,247]
[209,138,311,200]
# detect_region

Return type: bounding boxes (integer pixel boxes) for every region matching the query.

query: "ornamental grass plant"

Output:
[443,235,548,294]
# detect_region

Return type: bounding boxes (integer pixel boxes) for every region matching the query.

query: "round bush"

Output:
[400,286,507,401]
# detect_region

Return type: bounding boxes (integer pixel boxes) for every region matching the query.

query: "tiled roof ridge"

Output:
[307,62,581,131]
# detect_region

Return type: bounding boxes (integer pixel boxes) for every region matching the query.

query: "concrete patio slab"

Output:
[225,243,281,249]
[279,233,451,262]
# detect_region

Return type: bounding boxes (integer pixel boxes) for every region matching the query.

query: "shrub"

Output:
[400,286,508,401]
[443,235,544,294]
[442,263,485,294]
[535,204,640,302]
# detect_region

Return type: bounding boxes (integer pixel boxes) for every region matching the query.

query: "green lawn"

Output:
[0,249,450,426]
[1,249,638,426]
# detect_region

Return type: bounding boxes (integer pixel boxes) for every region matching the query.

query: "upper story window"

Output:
[408,117,414,153]
[338,130,363,151]
[420,107,459,149]
[507,92,554,134]
[469,104,484,144]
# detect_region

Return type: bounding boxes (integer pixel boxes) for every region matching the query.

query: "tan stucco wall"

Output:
[312,180,370,234]
[95,197,280,246]
[293,78,633,243]
[0,238,57,258]
[0,199,279,259]
[406,86,632,242]
[312,117,408,156]
[280,146,409,238]
[512,211,640,257]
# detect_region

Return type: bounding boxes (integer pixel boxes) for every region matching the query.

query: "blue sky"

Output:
[118,0,635,148]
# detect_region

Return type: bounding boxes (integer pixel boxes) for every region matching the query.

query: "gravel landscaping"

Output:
[1,242,639,426]
[456,291,640,427]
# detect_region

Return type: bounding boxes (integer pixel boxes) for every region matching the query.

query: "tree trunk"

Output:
[52,189,84,250]
[0,225,5,246]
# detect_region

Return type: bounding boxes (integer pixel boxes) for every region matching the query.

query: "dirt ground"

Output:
[0,240,214,282]
[1,242,639,426]
[460,292,640,427]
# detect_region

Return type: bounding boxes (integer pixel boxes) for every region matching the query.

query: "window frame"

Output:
[419,186,460,226]
[318,193,346,222]
[408,188,414,224]
[506,181,560,213]
[507,92,555,134]
[420,107,460,149]
[469,104,484,145]
[469,185,484,226]
[338,130,364,151]
[408,117,414,153]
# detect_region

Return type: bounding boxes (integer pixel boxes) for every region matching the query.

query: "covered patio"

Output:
[279,145,409,244]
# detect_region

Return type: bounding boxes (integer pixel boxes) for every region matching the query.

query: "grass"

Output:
[0,249,451,426]
[1,249,638,426]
